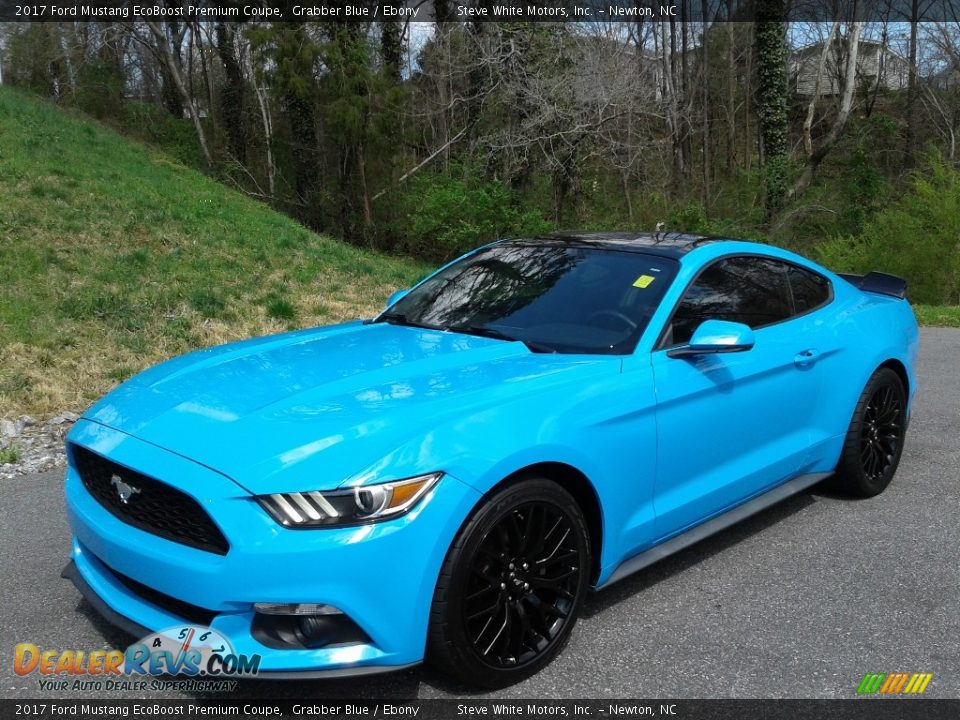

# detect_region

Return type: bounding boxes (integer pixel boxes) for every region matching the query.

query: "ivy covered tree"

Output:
[754,0,789,215]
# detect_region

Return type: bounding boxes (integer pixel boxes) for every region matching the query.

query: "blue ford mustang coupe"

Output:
[63,232,918,687]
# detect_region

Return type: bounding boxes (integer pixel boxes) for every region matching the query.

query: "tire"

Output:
[833,367,907,498]
[426,477,591,688]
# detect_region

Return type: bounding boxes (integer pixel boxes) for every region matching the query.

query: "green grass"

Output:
[0,87,429,418]
[0,446,22,464]
[914,305,960,328]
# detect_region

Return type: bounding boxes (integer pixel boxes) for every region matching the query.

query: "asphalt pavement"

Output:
[2,328,958,699]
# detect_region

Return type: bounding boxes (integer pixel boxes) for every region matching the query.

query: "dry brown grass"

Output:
[0,278,407,419]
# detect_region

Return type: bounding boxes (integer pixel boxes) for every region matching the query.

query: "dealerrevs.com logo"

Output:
[14,625,260,690]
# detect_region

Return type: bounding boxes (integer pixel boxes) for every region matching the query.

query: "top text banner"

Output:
[2,0,959,23]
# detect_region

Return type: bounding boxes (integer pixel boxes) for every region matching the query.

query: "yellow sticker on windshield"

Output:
[633,275,656,289]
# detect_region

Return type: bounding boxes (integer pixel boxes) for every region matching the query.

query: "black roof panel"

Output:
[503,231,722,258]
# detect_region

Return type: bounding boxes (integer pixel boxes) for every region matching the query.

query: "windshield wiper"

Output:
[371,312,443,331]
[375,315,556,353]
[449,325,556,354]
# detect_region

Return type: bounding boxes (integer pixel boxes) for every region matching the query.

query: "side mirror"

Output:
[385,288,409,310]
[667,320,755,359]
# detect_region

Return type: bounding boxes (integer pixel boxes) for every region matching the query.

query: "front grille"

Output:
[111,566,218,626]
[71,444,229,555]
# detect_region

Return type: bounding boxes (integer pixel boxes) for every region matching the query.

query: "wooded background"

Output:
[2,3,960,305]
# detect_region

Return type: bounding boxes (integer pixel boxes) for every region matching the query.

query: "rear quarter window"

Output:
[788,265,832,313]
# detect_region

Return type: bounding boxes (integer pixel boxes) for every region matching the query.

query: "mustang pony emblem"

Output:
[110,474,141,504]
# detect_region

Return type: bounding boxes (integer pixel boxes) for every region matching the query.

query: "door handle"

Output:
[794,348,821,367]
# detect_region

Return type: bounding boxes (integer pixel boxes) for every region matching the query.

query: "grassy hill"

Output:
[0,87,429,419]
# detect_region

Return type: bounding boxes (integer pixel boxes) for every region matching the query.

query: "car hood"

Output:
[84,321,615,494]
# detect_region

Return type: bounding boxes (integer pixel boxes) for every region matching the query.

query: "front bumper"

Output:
[63,419,481,676]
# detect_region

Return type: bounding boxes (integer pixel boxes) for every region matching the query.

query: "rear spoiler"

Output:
[837,271,908,299]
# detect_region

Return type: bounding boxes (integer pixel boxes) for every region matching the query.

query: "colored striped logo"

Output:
[857,672,933,695]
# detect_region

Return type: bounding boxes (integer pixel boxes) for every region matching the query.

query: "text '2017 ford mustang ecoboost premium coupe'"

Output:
[62,232,918,687]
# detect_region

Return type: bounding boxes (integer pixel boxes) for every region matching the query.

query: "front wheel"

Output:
[426,478,591,688]
[833,367,907,497]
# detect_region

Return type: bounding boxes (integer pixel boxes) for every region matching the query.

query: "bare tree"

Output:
[724,0,737,171]
[661,21,687,186]
[475,26,659,223]
[801,21,840,159]
[787,17,863,202]
[701,0,711,208]
[56,24,77,96]
[241,33,277,198]
[923,22,960,164]
[133,20,214,168]
[214,22,248,164]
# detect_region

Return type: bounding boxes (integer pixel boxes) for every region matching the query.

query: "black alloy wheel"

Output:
[463,501,581,668]
[427,478,590,687]
[860,383,904,484]
[834,366,907,497]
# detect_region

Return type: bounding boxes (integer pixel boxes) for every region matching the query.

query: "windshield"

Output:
[380,242,678,354]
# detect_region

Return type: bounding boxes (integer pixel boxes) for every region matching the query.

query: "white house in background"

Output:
[790,38,910,96]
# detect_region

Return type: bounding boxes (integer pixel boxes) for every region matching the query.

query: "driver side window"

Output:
[664,256,794,346]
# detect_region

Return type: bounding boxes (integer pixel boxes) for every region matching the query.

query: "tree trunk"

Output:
[905,0,920,165]
[701,0,711,210]
[156,58,183,118]
[553,157,573,226]
[663,20,686,188]
[57,24,77,96]
[197,25,217,123]
[332,23,371,235]
[358,142,373,229]
[276,26,319,211]
[744,28,753,172]
[622,170,634,223]
[379,10,403,82]
[144,22,213,169]
[371,127,467,202]
[187,26,196,113]
[215,22,248,164]
[465,3,493,137]
[680,5,692,180]
[287,90,319,208]
[254,80,276,198]
[725,0,737,172]
[754,2,789,215]
[244,43,276,198]
[787,20,863,202]
[863,24,889,118]
[802,21,840,158]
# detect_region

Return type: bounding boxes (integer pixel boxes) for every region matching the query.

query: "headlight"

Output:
[257,472,442,528]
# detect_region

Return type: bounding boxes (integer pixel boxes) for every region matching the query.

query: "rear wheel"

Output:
[834,367,907,497]
[427,478,590,688]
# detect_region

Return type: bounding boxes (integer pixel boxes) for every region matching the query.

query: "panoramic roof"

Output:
[506,231,723,258]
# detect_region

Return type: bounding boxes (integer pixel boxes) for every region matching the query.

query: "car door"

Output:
[649,255,825,540]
